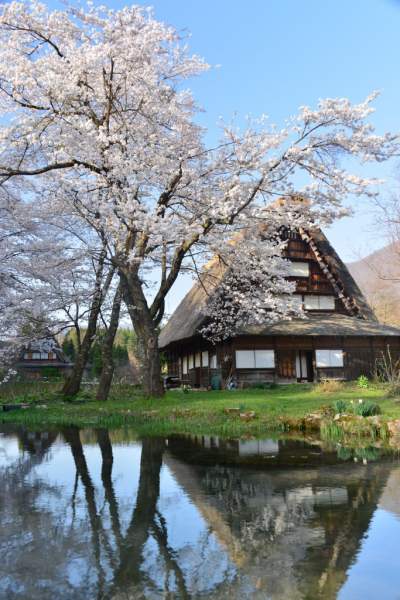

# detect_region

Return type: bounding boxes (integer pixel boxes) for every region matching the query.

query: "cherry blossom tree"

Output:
[0,1,398,396]
[31,237,116,396]
[0,184,57,359]
[0,184,117,395]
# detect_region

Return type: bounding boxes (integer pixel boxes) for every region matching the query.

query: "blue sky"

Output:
[126,0,400,259]
[45,0,400,309]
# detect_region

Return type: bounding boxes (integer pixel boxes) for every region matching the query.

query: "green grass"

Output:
[1,380,400,439]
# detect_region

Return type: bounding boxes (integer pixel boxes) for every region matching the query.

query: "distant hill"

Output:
[347,243,400,326]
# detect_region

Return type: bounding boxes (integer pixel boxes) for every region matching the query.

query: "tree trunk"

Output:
[120,271,164,397]
[96,428,122,546]
[62,330,95,397]
[62,246,111,398]
[96,285,122,401]
[111,437,165,591]
[63,427,105,593]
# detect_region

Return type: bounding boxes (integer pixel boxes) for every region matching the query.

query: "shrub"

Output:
[332,399,349,414]
[316,379,344,393]
[357,375,369,389]
[351,399,381,417]
[385,382,400,399]
[374,346,400,385]
[332,398,381,417]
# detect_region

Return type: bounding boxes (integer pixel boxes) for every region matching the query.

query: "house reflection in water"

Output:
[0,426,398,600]
[200,434,280,455]
[239,439,279,456]
[165,435,394,599]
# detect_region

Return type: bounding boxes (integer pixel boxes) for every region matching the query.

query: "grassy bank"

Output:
[1,380,400,440]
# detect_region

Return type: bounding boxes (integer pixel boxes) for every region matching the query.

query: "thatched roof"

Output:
[159,228,383,349]
[159,259,222,348]
[239,314,400,337]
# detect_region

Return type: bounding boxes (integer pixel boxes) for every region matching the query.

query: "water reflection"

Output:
[1,426,400,599]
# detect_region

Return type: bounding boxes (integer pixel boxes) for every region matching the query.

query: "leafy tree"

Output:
[62,338,76,362]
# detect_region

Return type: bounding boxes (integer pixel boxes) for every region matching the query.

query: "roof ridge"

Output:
[299,228,360,317]
[300,227,377,321]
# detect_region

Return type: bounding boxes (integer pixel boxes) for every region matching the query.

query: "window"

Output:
[48,352,55,360]
[195,352,201,368]
[235,350,254,368]
[288,261,309,277]
[210,354,217,369]
[304,295,335,310]
[319,295,335,310]
[32,352,41,360]
[188,354,194,369]
[202,351,209,367]
[255,350,275,368]
[23,353,30,360]
[236,350,275,369]
[315,349,344,368]
[182,356,188,375]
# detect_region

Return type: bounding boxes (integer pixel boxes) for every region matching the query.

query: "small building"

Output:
[159,227,400,387]
[14,338,74,380]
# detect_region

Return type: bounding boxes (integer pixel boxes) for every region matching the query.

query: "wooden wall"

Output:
[282,233,348,313]
[165,334,400,387]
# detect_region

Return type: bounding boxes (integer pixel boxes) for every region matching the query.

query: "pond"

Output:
[1,426,400,599]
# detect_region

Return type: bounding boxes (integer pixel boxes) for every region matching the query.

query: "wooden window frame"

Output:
[288,261,310,278]
[235,349,275,369]
[304,294,335,310]
[315,349,344,368]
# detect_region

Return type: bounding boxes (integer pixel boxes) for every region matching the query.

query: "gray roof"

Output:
[238,314,400,337]
[159,228,386,349]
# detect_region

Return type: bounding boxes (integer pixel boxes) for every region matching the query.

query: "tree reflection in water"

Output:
[0,426,397,599]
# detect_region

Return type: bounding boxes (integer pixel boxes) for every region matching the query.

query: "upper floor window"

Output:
[279,227,300,241]
[288,261,309,277]
[304,295,335,310]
